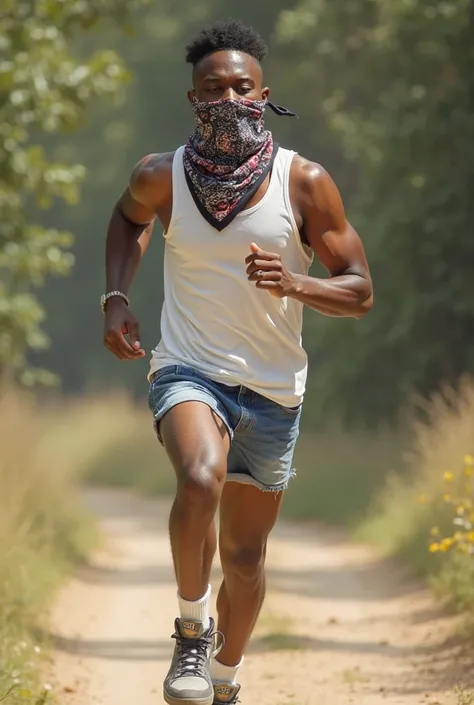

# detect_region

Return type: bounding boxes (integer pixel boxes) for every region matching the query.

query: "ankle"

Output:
[178,583,212,631]
[211,655,243,685]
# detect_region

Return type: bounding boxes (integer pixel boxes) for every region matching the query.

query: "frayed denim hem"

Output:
[225,467,297,494]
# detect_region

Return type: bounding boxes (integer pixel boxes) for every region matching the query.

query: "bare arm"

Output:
[246,158,373,318]
[290,159,372,318]
[105,153,171,296]
[103,153,172,360]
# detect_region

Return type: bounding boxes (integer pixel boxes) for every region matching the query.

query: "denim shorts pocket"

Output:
[150,365,179,384]
[280,403,302,416]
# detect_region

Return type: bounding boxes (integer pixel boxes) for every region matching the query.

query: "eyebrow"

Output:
[202,75,255,83]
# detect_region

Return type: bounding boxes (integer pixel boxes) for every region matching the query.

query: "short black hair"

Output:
[185,19,268,67]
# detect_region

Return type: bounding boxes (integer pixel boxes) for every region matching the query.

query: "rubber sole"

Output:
[163,690,214,705]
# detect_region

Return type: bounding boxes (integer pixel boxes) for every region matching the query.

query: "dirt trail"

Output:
[47,489,472,705]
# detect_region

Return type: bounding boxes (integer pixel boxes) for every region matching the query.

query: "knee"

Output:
[177,459,224,511]
[221,542,266,582]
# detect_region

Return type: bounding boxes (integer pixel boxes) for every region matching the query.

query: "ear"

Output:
[262,86,270,101]
[187,89,196,104]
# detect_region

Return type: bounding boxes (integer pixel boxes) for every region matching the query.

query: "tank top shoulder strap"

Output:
[165,145,188,238]
[270,146,297,206]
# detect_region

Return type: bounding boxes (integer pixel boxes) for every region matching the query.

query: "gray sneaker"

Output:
[213,683,241,704]
[163,617,219,705]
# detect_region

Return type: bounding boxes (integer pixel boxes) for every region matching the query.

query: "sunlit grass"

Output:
[0,386,97,703]
[283,419,406,525]
[0,384,178,703]
[359,377,474,612]
[455,684,474,705]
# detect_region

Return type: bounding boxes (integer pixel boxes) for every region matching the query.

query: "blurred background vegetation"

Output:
[1,0,474,701]
[3,0,473,426]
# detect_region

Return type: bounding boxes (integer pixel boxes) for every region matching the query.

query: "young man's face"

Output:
[189,50,270,104]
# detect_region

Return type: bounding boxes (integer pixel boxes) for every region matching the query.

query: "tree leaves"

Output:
[275,0,474,424]
[0,0,143,382]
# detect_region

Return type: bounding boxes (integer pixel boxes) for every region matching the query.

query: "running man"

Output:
[103,18,373,705]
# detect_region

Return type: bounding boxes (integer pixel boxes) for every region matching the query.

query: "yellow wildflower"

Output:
[454,532,464,542]
[467,532,474,543]
[464,466,473,477]
[429,543,440,553]
[440,538,453,551]
[443,471,454,483]
[464,454,474,465]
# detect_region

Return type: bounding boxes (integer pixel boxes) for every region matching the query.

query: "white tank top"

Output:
[148,145,313,408]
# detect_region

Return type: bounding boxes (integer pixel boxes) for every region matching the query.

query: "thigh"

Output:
[160,401,230,484]
[148,366,232,483]
[219,482,283,557]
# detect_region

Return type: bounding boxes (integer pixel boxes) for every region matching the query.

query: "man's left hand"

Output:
[245,242,296,298]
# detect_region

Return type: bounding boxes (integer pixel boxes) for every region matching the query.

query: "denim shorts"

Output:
[148,365,302,493]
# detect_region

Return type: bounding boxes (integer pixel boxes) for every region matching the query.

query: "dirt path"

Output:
[47,489,472,705]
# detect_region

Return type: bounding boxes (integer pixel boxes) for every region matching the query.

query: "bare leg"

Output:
[160,402,230,601]
[216,483,283,666]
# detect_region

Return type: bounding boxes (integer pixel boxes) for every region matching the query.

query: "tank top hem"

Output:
[147,354,305,409]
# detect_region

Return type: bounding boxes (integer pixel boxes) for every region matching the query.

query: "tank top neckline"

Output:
[174,143,288,221]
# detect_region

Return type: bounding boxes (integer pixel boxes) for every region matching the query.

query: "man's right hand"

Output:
[103,297,145,360]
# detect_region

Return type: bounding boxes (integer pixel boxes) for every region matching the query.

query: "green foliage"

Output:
[10,0,471,427]
[275,0,474,424]
[0,0,145,385]
[35,1,301,394]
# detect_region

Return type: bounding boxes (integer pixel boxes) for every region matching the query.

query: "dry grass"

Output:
[0,386,103,703]
[0,385,173,704]
[359,377,474,606]
[283,420,406,525]
[2,374,469,705]
[455,684,474,705]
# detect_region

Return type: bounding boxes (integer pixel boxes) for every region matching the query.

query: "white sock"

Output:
[178,584,211,631]
[210,656,244,685]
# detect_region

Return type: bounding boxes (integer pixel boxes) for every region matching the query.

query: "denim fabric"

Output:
[148,365,301,492]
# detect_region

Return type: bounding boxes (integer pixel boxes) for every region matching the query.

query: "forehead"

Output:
[193,50,262,83]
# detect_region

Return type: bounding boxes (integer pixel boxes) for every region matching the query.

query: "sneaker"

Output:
[213,683,241,704]
[163,617,220,705]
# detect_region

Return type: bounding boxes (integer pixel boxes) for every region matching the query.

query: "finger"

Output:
[245,250,278,264]
[256,280,281,290]
[126,319,144,354]
[108,330,140,359]
[250,242,278,258]
[104,337,131,360]
[248,270,282,282]
[246,259,282,276]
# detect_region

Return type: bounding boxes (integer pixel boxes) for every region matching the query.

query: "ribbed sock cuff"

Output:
[178,584,212,630]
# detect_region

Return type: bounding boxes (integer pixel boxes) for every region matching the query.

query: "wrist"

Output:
[101,290,129,313]
[286,272,306,298]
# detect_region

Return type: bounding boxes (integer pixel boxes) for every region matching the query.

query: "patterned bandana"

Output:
[183,97,296,231]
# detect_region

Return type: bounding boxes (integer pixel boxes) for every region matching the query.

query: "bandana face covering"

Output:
[183,97,281,231]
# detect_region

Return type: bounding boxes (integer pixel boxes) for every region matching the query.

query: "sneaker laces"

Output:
[172,627,225,679]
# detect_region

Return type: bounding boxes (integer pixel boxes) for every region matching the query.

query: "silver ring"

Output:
[257,270,264,278]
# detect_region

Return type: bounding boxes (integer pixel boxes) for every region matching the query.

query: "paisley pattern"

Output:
[183,97,276,231]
